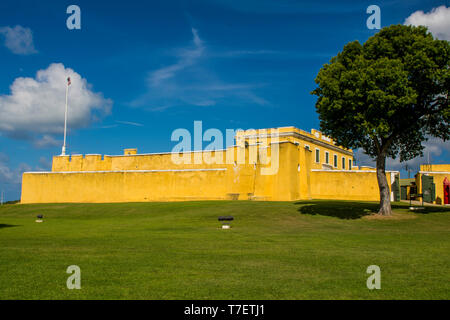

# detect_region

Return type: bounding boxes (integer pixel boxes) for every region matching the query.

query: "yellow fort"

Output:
[21,126,400,203]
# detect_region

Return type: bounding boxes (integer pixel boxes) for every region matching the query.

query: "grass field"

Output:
[0,200,449,300]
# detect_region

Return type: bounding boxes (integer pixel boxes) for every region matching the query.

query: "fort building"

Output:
[21,126,402,203]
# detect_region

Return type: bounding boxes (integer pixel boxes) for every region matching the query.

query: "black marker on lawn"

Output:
[218,215,233,229]
[36,214,43,223]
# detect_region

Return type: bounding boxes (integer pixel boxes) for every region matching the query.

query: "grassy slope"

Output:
[0,200,449,299]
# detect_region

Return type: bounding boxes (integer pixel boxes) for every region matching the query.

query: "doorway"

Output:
[444,177,450,205]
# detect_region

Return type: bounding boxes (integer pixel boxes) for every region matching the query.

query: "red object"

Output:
[444,177,450,205]
[67,77,71,86]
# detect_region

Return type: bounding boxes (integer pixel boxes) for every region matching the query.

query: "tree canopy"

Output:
[311,25,449,214]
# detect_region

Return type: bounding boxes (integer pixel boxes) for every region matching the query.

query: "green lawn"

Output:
[0,200,449,299]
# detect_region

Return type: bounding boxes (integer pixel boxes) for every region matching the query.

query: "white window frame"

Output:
[325,151,329,164]
[342,157,346,169]
[333,154,338,168]
[315,148,320,163]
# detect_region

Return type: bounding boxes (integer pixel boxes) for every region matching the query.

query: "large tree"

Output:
[312,25,449,215]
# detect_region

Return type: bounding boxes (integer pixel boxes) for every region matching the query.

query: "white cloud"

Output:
[33,134,61,148]
[148,28,204,87]
[0,63,112,143]
[0,152,32,201]
[0,25,37,55]
[0,152,31,186]
[132,28,268,110]
[404,6,450,41]
[36,156,52,171]
[354,137,450,172]
[0,154,14,184]
[115,120,144,127]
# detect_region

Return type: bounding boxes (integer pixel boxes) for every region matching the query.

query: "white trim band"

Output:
[419,171,450,174]
[311,169,375,173]
[24,168,228,174]
[311,169,400,173]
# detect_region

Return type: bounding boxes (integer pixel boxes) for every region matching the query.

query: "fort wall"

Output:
[310,170,395,201]
[22,127,400,204]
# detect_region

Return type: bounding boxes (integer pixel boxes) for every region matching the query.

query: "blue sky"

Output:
[0,0,449,200]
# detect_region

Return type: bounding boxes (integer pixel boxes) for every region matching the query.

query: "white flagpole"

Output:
[61,79,69,155]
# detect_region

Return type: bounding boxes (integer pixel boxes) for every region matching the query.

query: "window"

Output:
[334,155,338,168]
[325,151,329,164]
[342,157,346,169]
[349,159,352,170]
[315,149,320,163]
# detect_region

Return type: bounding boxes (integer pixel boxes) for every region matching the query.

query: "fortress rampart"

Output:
[21,127,399,203]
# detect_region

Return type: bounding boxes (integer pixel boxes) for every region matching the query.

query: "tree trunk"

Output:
[376,153,392,216]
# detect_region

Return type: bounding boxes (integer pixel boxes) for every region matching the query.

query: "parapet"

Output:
[420,164,450,172]
[52,154,112,172]
[124,148,137,155]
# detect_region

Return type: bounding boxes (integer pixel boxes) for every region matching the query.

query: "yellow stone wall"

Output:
[22,127,400,204]
[22,169,230,203]
[310,170,395,201]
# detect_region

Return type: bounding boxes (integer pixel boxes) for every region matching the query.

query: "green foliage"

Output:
[312,25,449,161]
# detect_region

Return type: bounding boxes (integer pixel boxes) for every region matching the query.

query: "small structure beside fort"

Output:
[21,126,403,203]
[415,164,450,205]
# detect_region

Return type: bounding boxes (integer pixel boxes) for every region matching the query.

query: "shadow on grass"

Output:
[295,201,378,219]
[295,200,450,219]
[406,205,450,214]
[0,224,20,229]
